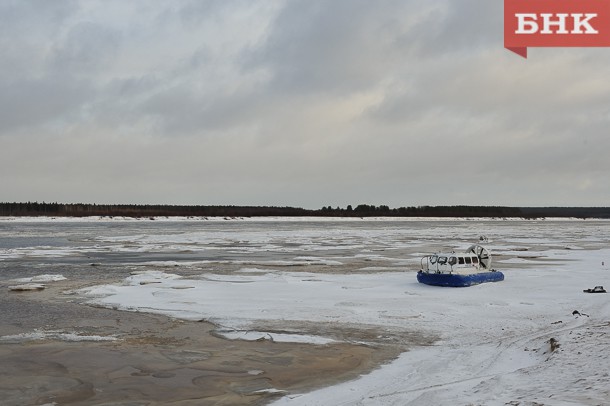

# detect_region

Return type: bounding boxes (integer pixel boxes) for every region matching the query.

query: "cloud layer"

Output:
[2,0,609,207]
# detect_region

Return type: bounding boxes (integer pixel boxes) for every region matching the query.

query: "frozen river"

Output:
[2,217,608,275]
[1,217,609,405]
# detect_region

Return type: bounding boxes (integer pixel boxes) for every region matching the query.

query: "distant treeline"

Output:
[1,202,610,218]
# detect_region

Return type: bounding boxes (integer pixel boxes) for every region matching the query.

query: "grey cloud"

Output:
[0,2,110,135]
[178,0,242,26]
[48,21,121,75]
[0,1,79,77]
[0,77,94,135]
[249,0,415,95]
[403,0,504,57]
[0,0,78,34]
[1,0,609,207]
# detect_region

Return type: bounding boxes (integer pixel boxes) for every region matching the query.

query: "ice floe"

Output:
[215,329,337,345]
[13,274,67,283]
[8,284,46,291]
[0,329,118,343]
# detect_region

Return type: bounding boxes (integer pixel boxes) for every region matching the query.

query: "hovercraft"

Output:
[417,244,504,287]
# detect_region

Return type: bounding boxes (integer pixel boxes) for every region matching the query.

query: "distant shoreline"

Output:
[2,202,610,219]
[1,216,609,223]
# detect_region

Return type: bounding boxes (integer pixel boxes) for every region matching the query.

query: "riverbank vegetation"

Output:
[1,202,609,218]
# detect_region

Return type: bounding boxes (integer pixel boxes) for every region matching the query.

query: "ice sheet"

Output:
[5,218,609,404]
[79,246,610,405]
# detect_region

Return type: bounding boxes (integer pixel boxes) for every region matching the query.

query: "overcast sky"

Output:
[2,0,609,208]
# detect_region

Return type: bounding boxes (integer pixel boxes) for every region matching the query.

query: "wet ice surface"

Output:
[2,217,610,405]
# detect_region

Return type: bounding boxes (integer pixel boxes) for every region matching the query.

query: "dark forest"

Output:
[1,202,610,218]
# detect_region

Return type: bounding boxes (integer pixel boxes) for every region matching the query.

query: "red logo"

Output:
[505,0,610,58]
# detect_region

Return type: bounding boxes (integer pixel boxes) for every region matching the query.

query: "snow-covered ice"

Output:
[0,329,118,343]
[215,329,338,345]
[12,274,67,283]
[3,217,608,404]
[76,220,610,405]
[7,274,67,291]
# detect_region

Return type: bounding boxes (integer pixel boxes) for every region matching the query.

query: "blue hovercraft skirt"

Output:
[417,270,504,287]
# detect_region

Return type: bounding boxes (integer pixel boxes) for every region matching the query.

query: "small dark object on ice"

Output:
[583,286,606,293]
[572,310,589,317]
[549,337,560,352]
